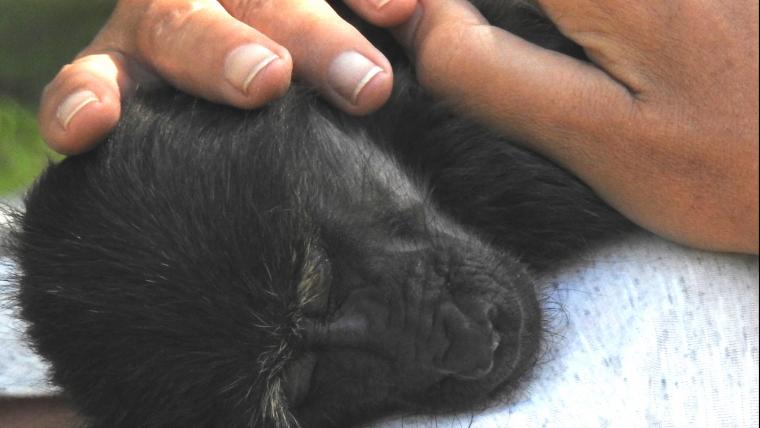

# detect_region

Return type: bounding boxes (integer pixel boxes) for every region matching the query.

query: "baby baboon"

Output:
[10,1,629,427]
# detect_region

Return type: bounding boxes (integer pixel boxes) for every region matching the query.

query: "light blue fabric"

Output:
[1,225,758,427]
[370,233,759,428]
[0,265,56,395]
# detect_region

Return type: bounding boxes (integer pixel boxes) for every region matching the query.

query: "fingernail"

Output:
[369,0,393,9]
[327,51,384,105]
[224,44,280,94]
[57,90,99,131]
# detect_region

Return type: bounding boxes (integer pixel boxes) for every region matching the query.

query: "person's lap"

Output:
[1,222,757,427]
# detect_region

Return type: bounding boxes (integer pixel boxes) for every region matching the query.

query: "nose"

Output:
[434,301,498,379]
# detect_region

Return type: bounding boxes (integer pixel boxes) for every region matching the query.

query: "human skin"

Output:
[397,0,759,254]
[0,396,80,428]
[38,0,758,253]
[37,0,417,154]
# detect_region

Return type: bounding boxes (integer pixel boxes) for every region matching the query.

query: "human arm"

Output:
[398,0,759,253]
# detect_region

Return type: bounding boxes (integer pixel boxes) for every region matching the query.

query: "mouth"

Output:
[493,309,535,372]
[449,328,502,380]
[485,278,543,394]
[450,253,542,392]
[427,287,541,409]
[435,279,540,393]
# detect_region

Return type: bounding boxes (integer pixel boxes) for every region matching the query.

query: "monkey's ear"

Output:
[282,352,318,408]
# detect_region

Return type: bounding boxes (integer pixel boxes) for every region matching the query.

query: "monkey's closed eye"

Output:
[283,352,318,408]
[297,250,332,316]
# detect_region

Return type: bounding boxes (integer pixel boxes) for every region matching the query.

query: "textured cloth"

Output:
[370,233,759,428]
[1,229,758,427]
[1,201,58,396]
[0,267,55,397]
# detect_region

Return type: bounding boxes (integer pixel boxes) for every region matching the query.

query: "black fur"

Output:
[9,1,630,427]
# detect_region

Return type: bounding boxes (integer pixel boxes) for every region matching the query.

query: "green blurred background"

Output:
[0,0,114,196]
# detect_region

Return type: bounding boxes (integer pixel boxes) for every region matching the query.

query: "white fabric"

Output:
[1,202,59,396]
[370,233,759,428]
[1,231,758,427]
[0,263,56,396]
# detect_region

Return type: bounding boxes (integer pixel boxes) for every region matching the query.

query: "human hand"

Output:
[39,0,417,154]
[400,0,759,253]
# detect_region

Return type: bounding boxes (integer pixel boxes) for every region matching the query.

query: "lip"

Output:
[467,267,540,390]
[485,290,542,393]
[438,297,537,398]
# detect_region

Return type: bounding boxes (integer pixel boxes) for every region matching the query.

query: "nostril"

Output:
[431,302,499,380]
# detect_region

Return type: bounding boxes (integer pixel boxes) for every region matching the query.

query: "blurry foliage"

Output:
[0,0,113,194]
[0,0,114,105]
[0,97,61,194]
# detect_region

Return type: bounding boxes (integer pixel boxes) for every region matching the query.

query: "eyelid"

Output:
[298,253,332,315]
[282,352,318,408]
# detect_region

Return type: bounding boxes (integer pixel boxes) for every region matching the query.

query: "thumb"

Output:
[395,0,636,152]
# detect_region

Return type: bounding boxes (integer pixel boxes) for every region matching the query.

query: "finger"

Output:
[39,51,133,154]
[342,0,418,27]
[131,0,293,109]
[398,0,637,162]
[222,0,393,115]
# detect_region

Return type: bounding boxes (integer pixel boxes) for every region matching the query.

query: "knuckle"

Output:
[47,56,119,98]
[41,81,56,100]
[286,15,325,46]
[225,0,328,44]
[58,62,79,78]
[54,62,95,86]
[135,0,207,58]
[41,64,83,102]
[221,0,271,22]
[58,56,110,83]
